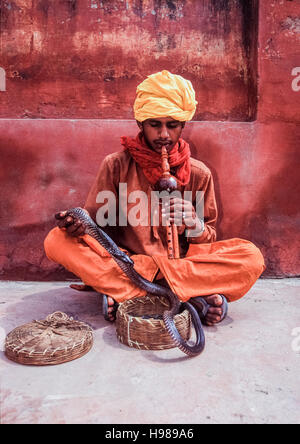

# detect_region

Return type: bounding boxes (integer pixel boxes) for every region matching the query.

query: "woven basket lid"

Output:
[5,311,93,366]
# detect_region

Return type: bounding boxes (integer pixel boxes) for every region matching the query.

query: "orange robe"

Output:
[44,150,265,303]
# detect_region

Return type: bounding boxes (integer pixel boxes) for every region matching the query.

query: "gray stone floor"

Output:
[0,279,299,424]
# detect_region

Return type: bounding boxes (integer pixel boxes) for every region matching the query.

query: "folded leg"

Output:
[153,238,265,303]
[44,227,158,303]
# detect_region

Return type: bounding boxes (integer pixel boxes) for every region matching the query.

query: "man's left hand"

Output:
[161,197,203,235]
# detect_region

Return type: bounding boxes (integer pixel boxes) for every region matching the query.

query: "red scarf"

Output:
[121,132,191,186]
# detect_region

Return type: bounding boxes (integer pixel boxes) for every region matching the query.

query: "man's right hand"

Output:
[55,210,86,237]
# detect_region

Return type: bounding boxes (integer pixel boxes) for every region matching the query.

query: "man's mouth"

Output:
[154,141,172,148]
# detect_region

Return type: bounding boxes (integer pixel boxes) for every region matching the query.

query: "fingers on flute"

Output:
[162,208,191,221]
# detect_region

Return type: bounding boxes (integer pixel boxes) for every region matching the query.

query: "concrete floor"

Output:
[0,279,299,424]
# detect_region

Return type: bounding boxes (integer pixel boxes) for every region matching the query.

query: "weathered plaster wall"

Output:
[0,0,299,280]
[0,0,257,120]
[258,0,300,124]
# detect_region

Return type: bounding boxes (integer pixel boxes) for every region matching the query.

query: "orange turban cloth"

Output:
[133,70,197,122]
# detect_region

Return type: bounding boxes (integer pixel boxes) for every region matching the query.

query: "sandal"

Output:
[102,294,119,322]
[189,294,228,326]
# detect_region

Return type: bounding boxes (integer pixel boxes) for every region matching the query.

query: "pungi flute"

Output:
[155,146,180,260]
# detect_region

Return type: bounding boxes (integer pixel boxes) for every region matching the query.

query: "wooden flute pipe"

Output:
[155,146,180,260]
[166,222,174,259]
[164,217,180,260]
[171,223,180,259]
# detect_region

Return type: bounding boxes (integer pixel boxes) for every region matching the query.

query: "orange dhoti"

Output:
[44,227,265,303]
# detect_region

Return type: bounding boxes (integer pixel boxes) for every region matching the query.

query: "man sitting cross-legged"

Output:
[44,70,265,325]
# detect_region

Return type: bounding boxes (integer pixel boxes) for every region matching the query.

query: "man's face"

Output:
[138,117,185,154]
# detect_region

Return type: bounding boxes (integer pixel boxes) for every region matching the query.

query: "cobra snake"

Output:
[56,207,205,357]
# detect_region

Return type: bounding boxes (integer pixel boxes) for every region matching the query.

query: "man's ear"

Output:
[136,120,143,131]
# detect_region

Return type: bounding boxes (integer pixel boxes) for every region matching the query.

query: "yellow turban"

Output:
[133,70,197,122]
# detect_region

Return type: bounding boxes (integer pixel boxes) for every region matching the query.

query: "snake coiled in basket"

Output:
[56,208,205,357]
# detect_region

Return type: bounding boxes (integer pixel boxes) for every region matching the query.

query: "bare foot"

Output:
[107,296,117,321]
[200,294,224,326]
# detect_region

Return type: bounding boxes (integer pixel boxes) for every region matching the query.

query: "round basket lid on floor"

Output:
[5,311,93,366]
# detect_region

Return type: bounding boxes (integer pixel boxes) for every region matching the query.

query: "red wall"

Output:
[0,0,299,280]
[0,0,257,121]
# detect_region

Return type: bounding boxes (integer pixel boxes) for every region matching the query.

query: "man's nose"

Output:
[159,125,169,138]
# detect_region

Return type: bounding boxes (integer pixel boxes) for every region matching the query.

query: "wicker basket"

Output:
[116,295,191,350]
[5,311,93,366]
